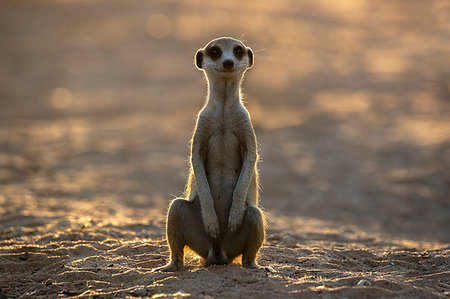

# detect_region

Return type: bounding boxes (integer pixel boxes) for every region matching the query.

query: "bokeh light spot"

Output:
[146,14,172,39]
[174,15,204,40]
[203,9,231,31]
[366,51,409,75]
[50,87,73,109]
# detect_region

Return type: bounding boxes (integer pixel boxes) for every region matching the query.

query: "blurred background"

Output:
[1,0,449,243]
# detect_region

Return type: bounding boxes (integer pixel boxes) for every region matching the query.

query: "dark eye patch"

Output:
[207,46,222,61]
[233,46,244,59]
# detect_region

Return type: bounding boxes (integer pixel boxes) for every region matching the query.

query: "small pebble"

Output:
[356,279,372,287]
[132,288,147,296]
[45,278,53,286]
[267,234,283,242]
[281,235,297,247]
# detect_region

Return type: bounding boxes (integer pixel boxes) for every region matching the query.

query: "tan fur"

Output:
[153,37,271,272]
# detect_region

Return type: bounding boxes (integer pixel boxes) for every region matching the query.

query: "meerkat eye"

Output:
[233,46,244,58]
[208,46,222,60]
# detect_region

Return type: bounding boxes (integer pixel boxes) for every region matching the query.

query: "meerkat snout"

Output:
[223,59,234,70]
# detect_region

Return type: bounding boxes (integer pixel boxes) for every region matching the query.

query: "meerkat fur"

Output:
[153,37,270,272]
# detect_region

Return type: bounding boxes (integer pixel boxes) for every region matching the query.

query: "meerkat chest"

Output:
[205,108,243,172]
[205,108,242,205]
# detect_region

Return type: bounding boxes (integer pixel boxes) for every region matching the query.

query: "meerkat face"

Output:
[195,37,254,78]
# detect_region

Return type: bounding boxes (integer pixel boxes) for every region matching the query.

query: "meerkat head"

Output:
[194,37,254,79]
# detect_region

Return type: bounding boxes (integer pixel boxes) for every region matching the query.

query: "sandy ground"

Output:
[1,0,449,297]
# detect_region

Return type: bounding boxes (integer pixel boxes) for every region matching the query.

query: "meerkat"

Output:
[153,37,270,272]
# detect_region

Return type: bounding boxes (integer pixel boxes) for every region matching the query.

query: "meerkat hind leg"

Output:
[224,205,272,271]
[153,197,210,272]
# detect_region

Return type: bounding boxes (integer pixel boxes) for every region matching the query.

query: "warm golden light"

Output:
[50,87,73,109]
[174,14,204,40]
[146,14,172,39]
[1,0,449,298]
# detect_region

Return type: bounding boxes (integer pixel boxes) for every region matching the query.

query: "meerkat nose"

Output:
[223,59,234,70]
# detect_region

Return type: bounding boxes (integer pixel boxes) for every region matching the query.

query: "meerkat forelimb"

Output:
[153,37,268,272]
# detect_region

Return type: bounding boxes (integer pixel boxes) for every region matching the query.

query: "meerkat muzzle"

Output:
[222,59,234,70]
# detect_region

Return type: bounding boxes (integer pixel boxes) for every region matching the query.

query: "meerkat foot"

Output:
[243,261,275,272]
[152,261,182,272]
[207,244,228,266]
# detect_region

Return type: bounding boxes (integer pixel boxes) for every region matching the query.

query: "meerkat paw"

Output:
[228,205,244,232]
[203,212,220,239]
[243,261,275,273]
[151,261,182,272]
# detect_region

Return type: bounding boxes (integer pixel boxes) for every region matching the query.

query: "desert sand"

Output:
[0,0,449,298]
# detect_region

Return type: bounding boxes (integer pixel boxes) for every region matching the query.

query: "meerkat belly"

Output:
[205,129,242,219]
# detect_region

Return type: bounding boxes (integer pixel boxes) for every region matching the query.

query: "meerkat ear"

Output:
[247,48,254,68]
[195,50,204,69]
[247,48,253,68]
